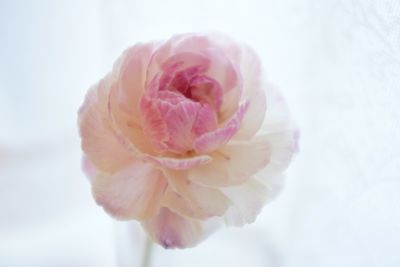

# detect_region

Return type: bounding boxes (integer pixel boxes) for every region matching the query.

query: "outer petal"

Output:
[232,47,266,139]
[91,162,167,220]
[115,42,158,119]
[108,85,156,155]
[237,46,263,99]
[162,170,231,220]
[78,77,135,172]
[255,86,298,180]
[142,207,203,249]
[188,134,271,187]
[82,155,97,181]
[233,88,266,140]
[220,178,268,226]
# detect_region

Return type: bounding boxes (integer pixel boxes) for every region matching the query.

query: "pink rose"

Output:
[78,33,297,249]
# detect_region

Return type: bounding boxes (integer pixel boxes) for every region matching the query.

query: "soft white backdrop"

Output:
[1,0,399,266]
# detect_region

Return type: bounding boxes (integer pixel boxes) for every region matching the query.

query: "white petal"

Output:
[78,77,136,172]
[162,170,231,220]
[92,162,167,220]
[221,178,268,226]
[188,135,271,187]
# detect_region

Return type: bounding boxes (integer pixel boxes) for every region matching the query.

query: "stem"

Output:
[141,237,153,267]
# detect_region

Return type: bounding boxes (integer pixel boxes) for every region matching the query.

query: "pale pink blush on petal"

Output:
[78,77,135,172]
[107,85,154,156]
[144,34,210,89]
[139,96,169,151]
[116,43,157,119]
[160,98,202,153]
[142,207,203,249]
[204,47,239,93]
[189,76,223,110]
[146,154,212,170]
[161,52,210,74]
[191,104,218,136]
[237,45,262,99]
[193,101,249,154]
[92,162,167,220]
[82,156,97,181]
[162,170,231,220]
[188,134,271,187]
[233,88,266,140]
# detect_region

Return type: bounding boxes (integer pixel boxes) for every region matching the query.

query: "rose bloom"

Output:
[78,33,297,249]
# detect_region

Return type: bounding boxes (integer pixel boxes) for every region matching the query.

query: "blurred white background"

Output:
[1,0,399,266]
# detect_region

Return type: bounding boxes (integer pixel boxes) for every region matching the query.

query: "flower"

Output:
[78,33,297,249]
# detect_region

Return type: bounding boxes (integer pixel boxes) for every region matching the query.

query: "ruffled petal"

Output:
[188,134,271,187]
[115,42,158,119]
[191,103,218,136]
[203,47,240,95]
[237,46,263,99]
[161,98,201,153]
[193,101,249,154]
[189,75,223,110]
[146,33,242,119]
[142,207,203,249]
[139,95,169,151]
[140,89,204,153]
[233,88,266,140]
[220,178,268,226]
[108,85,156,155]
[162,170,231,220]
[91,162,167,220]
[78,77,135,172]
[255,85,298,180]
[146,154,212,170]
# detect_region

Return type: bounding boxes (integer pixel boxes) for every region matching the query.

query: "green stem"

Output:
[141,237,153,267]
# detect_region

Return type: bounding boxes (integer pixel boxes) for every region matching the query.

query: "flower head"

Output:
[78,33,297,249]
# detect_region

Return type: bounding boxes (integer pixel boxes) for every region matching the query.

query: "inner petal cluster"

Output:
[140,53,224,154]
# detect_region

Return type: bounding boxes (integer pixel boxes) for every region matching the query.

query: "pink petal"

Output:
[161,52,209,75]
[233,88,266,140]
[78,77,135,172]
[82,155,97,181]
[188,134,271,187]
[140,89,204,153]
[139,95,169,151]
[161,98,202,153]
[92,162,167,220]
[203,47,240,94]
[146,33,241,115]
[115,42,158,119]
[146,154,211,170]
[221,178,268,226]
[191,103,218,136]
[193,101,249,154]
[189,75,223,110]
[142,207,203,249]
[162,170,231,220]
[108,85,157,155]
